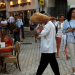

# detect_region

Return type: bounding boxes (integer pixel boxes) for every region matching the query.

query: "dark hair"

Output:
[0,29,6,38]
[2,17,5,20]
[40,11,45,14]
[59,14,64,18]
[67,8,75,21]
[15,14,18,16]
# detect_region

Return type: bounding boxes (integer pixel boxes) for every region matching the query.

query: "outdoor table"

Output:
[0,46,14,64]
[0,46,14,73]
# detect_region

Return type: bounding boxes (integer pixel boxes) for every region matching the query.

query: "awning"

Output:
[0,8,6,11]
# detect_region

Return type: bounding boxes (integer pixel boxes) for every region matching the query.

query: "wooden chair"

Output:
[10,38,15,55]
[11,38,15,47]
[3,41,21,73]
[0,38,15,57]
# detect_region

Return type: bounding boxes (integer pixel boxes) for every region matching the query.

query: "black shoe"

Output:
[35,40,37,43]
[23,37,25,39]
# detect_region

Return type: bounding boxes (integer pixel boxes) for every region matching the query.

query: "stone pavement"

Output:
[0,37,73,75]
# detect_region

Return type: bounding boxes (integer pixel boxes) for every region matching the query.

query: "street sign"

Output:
[40,0,44,5]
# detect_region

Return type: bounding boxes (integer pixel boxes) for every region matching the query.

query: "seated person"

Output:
[0,29,12,73]
[0,29,12,53]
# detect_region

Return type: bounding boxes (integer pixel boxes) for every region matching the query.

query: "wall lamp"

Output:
[27,2,31,5]
[27,0,31,5]
[18,0,21,4]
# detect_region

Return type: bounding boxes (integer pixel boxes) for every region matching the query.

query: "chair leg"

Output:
[16,62,18,69]
[3,63,10,74]
[17,59,21,71]
[14,62,16,65]
[14,62,18,69]
[12,50,13,55]
[4,63,6,73]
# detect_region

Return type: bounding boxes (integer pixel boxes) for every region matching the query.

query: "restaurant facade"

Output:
[3,0,75,26]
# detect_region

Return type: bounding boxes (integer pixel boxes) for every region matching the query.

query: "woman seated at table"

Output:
[0,29,12,52]
[0,29,12,73]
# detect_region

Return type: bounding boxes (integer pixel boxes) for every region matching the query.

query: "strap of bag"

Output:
[56,21,59,34]
[66,22,72,45]
[69,22,74,35]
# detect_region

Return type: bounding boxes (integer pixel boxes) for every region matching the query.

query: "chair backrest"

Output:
[10,38,15,46]
[18,42,21,53]
[15,41,21,54]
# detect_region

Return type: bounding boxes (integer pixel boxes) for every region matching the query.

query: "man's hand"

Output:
[39,26,43,32]
[1,24,8,27]
[73,28,75,30]
[69,28,74,32]
[65,28,74,33]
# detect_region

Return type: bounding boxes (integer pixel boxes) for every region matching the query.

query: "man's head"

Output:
[38,18,43,24]
[59,14,65,20]
[10,13,13,16]
[40,11,45,14]
[38,17,50,24]
[2,17,5,21]
[14,14,19,20]
[19,14,23,19]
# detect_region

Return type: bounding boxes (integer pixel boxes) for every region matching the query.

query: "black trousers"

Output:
[14,31,20,43]
[36,53,60,75]
[1,57,3,67]
[21,25,24,38]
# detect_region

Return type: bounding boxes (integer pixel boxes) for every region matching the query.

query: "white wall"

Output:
[70,5,75,8]
[48,0,55,7]
[67,0,75,5]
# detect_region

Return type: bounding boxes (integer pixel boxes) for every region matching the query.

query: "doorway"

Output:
[55,0,67,17]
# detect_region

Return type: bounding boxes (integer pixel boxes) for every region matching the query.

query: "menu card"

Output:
[0,42,5,48]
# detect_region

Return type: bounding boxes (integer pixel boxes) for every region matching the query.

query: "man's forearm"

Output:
[1,24,8,27]
[65,28,74,33]
[73,28,75,30]
[65,30,70,33]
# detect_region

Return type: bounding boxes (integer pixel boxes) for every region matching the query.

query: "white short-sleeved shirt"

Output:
[8,16,15,23]
[1,20,7,28]
[55,21,64,37]
[19,19,23,25]
[1,20,7,24]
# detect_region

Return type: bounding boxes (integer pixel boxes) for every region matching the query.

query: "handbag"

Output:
[9,23,20,34]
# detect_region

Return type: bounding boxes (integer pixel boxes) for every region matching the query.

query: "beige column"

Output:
[35,0,40,12]
[4,0,10,18]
